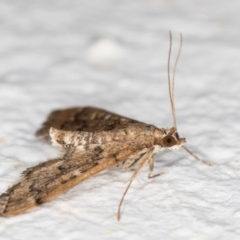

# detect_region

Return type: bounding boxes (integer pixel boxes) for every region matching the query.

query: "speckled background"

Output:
[0,0,239,239]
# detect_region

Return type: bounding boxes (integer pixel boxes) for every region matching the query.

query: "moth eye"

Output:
[162,136,177,147]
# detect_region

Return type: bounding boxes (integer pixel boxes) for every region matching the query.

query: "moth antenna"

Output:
[175,36,214,167]
[167,31,175,127]
[168,32,183,129]
[182,146,215,167]
[171,33,183,129]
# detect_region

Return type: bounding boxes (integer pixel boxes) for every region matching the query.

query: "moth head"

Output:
[162,127,185,150]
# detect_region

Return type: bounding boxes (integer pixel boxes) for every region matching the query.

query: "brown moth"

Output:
[0,32,213,220]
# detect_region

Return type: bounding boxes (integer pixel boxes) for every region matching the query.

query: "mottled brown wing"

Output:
[36,106,140,142]
[0,126,153,217]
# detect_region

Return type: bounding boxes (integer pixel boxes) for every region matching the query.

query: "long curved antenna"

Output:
[167,32,183,129]
[168,34,214,167]
[171,33,183,128]
[167,32,175,127]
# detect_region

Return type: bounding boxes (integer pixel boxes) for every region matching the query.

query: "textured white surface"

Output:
[0,0,239,239]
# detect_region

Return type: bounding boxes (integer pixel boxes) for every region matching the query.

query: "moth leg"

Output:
[117,180,133,221]
[183,146,216,167]
[148,157,165,179]
[117,148,154,221]
[128,148,154,182]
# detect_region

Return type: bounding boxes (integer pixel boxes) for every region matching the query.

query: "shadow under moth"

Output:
[0,33,213,220]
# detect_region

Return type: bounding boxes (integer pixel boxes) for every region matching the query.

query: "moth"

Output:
[0,32,213,220]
